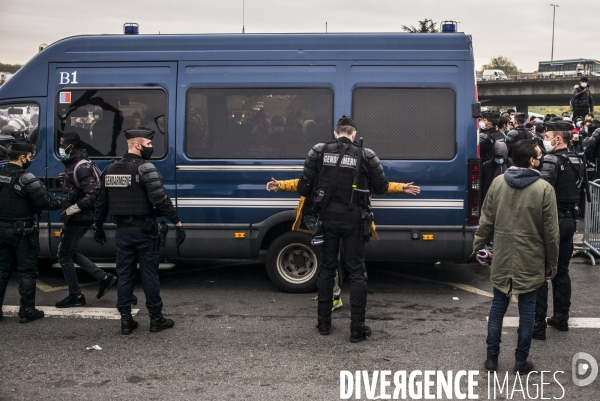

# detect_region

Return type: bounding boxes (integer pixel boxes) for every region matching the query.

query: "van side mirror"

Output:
[471,102,481,118]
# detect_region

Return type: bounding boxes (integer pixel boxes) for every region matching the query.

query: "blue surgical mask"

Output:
[576,121,582,128]
[58,144,72,158]
[581,82,588,88]
[494,157,505,165]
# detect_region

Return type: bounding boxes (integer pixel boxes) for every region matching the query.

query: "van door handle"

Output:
[43,177,63,192]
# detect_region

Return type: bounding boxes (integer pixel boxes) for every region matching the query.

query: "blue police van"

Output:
[0,32,481,292]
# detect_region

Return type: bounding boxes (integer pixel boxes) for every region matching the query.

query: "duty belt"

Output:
[0,219,34,228]
[115,215,153,227]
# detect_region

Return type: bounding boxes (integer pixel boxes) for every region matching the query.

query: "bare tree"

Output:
[402,19,439,33]
[480,56,520,75]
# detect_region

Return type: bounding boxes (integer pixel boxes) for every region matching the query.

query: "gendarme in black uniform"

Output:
[298,116,388,343]
[479,111,505,164]
[94,127,186,334]
[0,141,67,322]
[535,120,582,339]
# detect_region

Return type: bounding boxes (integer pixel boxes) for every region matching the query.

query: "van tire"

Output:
[266,231,320,293]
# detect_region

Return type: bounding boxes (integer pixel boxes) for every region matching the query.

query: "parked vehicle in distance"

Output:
[481,69,508,81]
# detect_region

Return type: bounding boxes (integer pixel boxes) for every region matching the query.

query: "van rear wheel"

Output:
[266,231,320,293]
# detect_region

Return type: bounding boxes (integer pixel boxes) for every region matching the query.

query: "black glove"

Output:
[176,226,186,245]
[93,223,106,245]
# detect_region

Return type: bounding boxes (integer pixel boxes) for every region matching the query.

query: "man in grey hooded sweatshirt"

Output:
[472,139,559,374]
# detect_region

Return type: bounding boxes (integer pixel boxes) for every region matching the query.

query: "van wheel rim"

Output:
[276,243,318,285]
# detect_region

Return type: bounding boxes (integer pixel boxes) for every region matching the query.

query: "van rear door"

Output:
[46,62,177,257]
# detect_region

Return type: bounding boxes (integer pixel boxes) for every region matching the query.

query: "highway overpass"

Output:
[477,77,599,114]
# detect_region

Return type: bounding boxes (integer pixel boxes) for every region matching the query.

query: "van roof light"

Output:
[440,21,458,33]
[124,22,139,35]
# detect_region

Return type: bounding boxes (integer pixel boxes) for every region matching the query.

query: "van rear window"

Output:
[353,88,456,160]
[54,89,167,159]
[185,88,333,159]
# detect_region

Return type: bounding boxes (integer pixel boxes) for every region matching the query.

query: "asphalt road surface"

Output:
[1,254,599,400]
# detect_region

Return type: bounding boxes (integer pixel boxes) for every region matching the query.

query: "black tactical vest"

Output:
[554,149,583,205]
[315,140,368,223]
[104,158,153,217]
[0,164,37,221]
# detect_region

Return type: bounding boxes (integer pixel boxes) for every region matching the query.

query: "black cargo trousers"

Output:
[318,220,367,322]
[535,211,576,321]
[0,223,39,310]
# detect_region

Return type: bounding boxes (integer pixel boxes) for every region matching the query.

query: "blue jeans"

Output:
[58,223,107,295]
[487,287,536,364]
[115,225,162,315]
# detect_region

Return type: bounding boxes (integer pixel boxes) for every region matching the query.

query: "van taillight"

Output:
[467,159,481,225]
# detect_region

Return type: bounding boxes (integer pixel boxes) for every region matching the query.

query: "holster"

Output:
[303,215,321,236]
[140,218,157,234]
[361,210,374,242]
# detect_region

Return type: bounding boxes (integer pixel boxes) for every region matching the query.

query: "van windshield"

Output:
[0,103,40,162]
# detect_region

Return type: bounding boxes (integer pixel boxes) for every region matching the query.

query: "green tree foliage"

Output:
[480,56,520,75]
[401,19,439,33]
[0,63,22,73]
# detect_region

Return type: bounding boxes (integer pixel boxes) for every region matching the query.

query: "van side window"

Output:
[185,88,333,159]
[352,88,456,160]
[54,89,167,158]
[0,103,40,162]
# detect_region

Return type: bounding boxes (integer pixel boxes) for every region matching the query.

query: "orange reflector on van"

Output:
[422,234,434,241]
[234,232,246,238]
[54,231,61,237]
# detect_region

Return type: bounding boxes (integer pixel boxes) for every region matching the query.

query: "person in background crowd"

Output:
[530,123,547,155]
[572,77,594,121]
[497,116,510,135]
[481,141,511,204]
[506,112,529,157]
[583,121,600,181]
[479,111,502,164]
[474,139,558,374]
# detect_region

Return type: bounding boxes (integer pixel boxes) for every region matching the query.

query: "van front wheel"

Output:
[266,232,320,293]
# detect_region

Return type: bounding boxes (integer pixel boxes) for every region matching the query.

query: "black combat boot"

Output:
[350,320,372,343]
[547,313,569,331]
[97,273,117,299]
[150,313,174,332]
[55,293,86,308]
[484,355,499,371]
[532,319,547,340]
[18,306,44,323]
[316,315,331,335]
[121,311,138,335]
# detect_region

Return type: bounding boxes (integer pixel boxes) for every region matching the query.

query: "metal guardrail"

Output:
[576,180,600,265]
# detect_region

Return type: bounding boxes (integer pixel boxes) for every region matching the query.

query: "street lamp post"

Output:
[550,4,559,61]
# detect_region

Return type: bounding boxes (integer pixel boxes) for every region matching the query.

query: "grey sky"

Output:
[1,0,598,71]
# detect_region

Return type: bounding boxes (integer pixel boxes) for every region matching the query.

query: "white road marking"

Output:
[36,280,96,293]
[1,306,139,320]
[370,268,519,302]
[490,317,600,329]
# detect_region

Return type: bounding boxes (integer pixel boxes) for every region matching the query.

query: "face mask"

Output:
[576,121,582,128]
[21,157,31,170]
[494,157,505,165]
[581,83,588,88]
[58,144,73,159]
[140,145,154,160]
[534,156,544,171]
[543,139,556,153]
[479,121,487,130]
